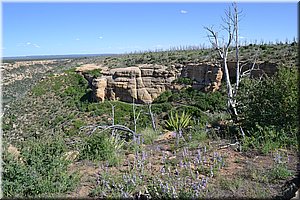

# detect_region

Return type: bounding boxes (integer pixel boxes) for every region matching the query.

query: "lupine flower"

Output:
[171,186,176,198]
[201,177,207,189]
[141,137,144,144]
[165,183,169,193]
[160,166,166,174]
[183,162,187,169]
[210,166,214,177]
[192,182,198,191]
[221,159,225,168]
[167,166,171,173]
[195,157,200,164]
[187,161,192,169]
[175,168,179,176]
[196,171,200,179]
[179,160,183,168]
[184,147,188,156]
[137,135,140,145]
[197,149,201,159]
[121,190,129,198]
[195,190,200,198]
[122,174,127,182]
[96,178,101,186]
[274,151,282,164]
[142,151,147,160]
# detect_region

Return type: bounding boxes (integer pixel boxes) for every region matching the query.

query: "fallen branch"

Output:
[80,124,137,139]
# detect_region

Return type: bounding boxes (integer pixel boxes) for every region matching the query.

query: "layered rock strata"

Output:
[76,61,277,104]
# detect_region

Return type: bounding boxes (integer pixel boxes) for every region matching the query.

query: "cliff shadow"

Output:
[80,90,94,103]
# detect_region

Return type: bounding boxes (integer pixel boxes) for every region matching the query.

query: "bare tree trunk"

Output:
[111,103,116,136]
[205,3,244,138]
[148,103,156,132]
[234,3,240,94]
[132,97,136,142]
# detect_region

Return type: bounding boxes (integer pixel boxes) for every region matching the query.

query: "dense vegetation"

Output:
[2,42,299,198]
[237,66,298,153]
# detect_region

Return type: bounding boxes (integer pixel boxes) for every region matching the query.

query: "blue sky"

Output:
[2,2,297,57]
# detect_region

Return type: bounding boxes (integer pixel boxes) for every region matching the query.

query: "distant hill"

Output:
[2,53,118,62]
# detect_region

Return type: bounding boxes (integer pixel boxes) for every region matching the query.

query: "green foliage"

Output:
[169,88,226,112]
[60,71,89,100]
[152,102,172,113]
[165,111,191,132]
[88,69,102,77]
[172,77,193,85]
[219,177,243,192]
[140,127,159,145]
[153,90,172,103]
[242,124,296,154]
[3,137,79,197]
[249,163,292,184]
[80,132,124,165]
[31,82,47,96]
[267,163,292,182]
[65,119,87,136]
[238,66,298,149]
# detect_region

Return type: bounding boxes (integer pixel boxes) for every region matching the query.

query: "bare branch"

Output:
[80,124,136,138]
[204,26,224,58]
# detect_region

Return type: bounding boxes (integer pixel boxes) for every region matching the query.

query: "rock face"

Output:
[76,61,277,104]
[90,64,178,103]
[180,63,223,92]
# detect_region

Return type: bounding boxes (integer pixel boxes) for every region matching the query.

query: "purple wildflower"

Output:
[160,166,165,174]
[179,160,183,168]
[175,168,179,176]
[274,151,282,164]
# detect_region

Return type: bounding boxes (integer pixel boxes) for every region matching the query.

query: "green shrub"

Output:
[88,69,102,77]
[238,66,298,148]
[267,163,292,182]
[172,77,193,85]
[80,132,124,165]
[140,127,159,145]
[3,137,79,197]
[153,90,172,103]
[169,88,226,112]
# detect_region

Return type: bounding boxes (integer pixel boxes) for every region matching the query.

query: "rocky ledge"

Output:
[76,61,277,104]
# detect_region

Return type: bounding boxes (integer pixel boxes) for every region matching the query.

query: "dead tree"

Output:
[204,4,237,117]
[204,3,247,138]
[147,103,157,132]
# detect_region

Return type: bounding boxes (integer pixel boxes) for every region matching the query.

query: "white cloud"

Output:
[180,10,188,14]
[33,44,40,48]
[153,44,163,48]
[98,36,103,39]
[17,42,40,48]
[75,38,80,41]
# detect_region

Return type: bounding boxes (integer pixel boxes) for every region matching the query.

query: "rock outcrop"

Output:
[76,61,277,104]
[87,64,178,103]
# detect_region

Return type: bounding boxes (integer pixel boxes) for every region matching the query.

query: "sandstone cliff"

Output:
[76,61,277,104]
